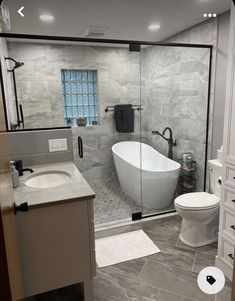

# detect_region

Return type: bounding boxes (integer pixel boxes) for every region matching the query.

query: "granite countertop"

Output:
[14,161,95,208]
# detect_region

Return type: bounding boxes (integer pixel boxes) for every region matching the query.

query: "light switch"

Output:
[48,139,68,152]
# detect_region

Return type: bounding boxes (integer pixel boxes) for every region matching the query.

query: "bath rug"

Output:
[95,229,160,268]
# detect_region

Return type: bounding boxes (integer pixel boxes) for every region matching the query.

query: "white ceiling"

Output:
[4,0,231,41]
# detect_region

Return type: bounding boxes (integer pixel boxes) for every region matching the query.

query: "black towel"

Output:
[114,104,134,133]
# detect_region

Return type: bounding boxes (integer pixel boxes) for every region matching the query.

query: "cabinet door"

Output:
[223,6,235,165]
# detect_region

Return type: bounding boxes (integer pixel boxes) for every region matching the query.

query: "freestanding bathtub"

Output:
[112,141,181,210]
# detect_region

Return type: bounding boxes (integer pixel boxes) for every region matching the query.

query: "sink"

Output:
[25,171,71,189]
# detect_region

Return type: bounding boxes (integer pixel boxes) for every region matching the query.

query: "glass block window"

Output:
[61,69,99,127]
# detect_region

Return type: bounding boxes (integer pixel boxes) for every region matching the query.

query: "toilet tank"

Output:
[208,159,222,197]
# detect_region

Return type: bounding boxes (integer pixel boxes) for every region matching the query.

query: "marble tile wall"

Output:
[7,42,141,179]
[141,45,211,191]
[7,18,215,188]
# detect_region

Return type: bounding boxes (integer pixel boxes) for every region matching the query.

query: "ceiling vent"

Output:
[81,26,108,38]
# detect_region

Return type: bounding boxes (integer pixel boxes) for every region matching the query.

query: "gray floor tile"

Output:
[139,259,214,301]
[157,290,198,301]
[193,252,215,273]
[147,243,196,272]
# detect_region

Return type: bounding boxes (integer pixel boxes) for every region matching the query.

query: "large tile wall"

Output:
[7,43,141,179]
[141,46,211,191]
[7,17,216,186]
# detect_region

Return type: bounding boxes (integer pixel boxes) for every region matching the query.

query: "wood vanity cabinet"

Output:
[216,2,235,284]
[16,197,96,300]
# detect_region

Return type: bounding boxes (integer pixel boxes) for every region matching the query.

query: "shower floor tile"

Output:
[90,175,175,226]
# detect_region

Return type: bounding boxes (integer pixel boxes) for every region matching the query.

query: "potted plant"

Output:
[66,117,73,127]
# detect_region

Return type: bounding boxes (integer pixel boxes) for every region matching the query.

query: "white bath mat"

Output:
[95,229,160,268]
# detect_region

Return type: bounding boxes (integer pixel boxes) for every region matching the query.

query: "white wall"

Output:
[212,11,230,157]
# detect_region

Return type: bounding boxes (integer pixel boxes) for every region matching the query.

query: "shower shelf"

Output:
[178,160,196,194]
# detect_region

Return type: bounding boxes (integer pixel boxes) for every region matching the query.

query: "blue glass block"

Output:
[72,118,77,127]
[88,71,93,82]
[88,83,93,94]
[64,71,70,81]
[71,84,76,94]
[73,107,78,117]
[93,84,97,93]
[83,94,88,105]
[84,106,89,116]
[82,71,87,82]
[78,95,83,105]
[89,106,95,116]
[70,71,76,82]
[64,110,67,118]
[82,83,88,94]
[72,95,77,106]
[87,117,92,126]
[66,107,72,117]
[93,72,97,81]
[61,71,65,81]
[88,94,94,105]
[94,95,98,104]
[78,107,83,116]
[77,83,82,94]
[65,83,70,94]
[95,106,99,116]
[76,71,82,82]
[65,95,71,106]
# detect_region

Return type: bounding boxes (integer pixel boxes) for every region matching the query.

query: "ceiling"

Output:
[3,0,231,41]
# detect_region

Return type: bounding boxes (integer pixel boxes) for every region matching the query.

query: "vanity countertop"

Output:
[14,161,95,208]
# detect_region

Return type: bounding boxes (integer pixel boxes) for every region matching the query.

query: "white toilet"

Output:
[175,159,222,248]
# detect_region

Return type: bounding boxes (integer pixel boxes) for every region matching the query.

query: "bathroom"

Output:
[0,1,234,301]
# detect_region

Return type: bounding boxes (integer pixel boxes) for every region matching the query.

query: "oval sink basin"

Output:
[25,171,71,189]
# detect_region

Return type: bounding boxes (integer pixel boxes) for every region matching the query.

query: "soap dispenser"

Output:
[10,161,19,188]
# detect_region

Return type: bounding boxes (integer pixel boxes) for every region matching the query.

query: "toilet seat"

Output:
[175,192,220,211]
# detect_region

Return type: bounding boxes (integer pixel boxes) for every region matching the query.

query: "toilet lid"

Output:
[175,192,220,210]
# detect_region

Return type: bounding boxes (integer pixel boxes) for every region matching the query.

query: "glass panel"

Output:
[140,45,211,217]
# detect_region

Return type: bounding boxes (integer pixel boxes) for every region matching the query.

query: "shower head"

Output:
[5,57,24,71]
[14,61,24,69]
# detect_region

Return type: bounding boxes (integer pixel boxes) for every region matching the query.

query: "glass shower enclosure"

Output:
[0,34,212,227]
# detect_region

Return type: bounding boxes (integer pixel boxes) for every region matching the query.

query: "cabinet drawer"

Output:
[224,164,235,189]
[218,233,235,268]
[220,207,235,239]
[222,185,235,209]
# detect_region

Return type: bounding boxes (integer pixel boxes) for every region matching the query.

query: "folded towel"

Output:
[114,104,134,133]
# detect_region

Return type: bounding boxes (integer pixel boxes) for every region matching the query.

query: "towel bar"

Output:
[105,105,143,112]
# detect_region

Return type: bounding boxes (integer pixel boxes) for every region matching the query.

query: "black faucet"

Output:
[152,127,177,159]
[13,160,34,176]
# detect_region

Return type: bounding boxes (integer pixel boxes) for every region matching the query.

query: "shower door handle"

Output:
[78,136,83,158]
[19,104,24,129]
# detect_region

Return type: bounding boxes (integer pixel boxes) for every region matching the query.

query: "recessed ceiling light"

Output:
[208,13,212,18]
[148,24,161,31]
[39,14,55,22]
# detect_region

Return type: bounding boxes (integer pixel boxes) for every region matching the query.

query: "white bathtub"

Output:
[112,141,181,210]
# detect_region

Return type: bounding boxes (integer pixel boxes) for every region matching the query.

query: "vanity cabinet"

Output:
[216,3,235,282]
[16,197,95,299]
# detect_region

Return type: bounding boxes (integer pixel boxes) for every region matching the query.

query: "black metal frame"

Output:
[0,32,213,219]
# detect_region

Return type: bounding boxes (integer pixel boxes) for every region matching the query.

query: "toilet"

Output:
[174,159,222,248]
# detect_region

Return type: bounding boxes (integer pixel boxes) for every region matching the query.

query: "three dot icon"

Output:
[204,13,217,18]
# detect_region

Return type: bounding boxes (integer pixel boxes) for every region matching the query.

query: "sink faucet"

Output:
[13,160,34,176]
[152,127,177,159]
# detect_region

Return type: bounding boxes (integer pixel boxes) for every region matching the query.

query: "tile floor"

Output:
[93,216,232,301]
[90,175,175,226]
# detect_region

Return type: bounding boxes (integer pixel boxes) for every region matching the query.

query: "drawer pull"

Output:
[228,253,234,260]
[231,225,235,230]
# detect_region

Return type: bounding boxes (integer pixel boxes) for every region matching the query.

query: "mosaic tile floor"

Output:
[90,174,175,226]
